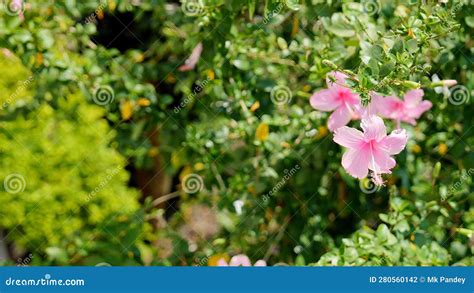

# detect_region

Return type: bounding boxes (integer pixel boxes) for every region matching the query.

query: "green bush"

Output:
[0,55,145,265]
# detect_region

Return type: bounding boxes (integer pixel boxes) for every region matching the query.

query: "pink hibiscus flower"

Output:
[373,89,432,128]
[333,116,408,185]
[179,42,203,72]
[217,254,266,267]
[310,71,362,131]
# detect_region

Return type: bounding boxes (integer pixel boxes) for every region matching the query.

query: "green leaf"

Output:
[277,37,288,50]
[379,60,395,77]
[376,224,390,243]
[45,247,69,263]
[248,0,257,20]
[406,39,418,53]
[295,255,306,266]
[394,220,410,233]
[407,39,418,54]
[369,45,384,62]
[390,197,410,212]
[321,14,356,38]
[379,213,396,225]
[367,58,379,76]
[465,16,474,28]
[390,39,404,54]
[37,29,54,50]
[232,59,250,70]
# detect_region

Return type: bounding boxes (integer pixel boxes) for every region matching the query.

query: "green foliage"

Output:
[316,224,452,266]
[0,56,145,265]
[0,54,33,110]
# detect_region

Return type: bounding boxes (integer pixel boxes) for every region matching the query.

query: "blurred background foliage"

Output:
[0,0,472,266]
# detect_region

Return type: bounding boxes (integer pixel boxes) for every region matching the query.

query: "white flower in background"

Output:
[432,74,457,97]
[233,199,244,215]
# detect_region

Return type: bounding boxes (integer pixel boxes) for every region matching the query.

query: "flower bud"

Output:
[401,80,421,89]
[322,60,338,70]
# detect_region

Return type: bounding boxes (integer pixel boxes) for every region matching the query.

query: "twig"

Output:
[150,191,181,207]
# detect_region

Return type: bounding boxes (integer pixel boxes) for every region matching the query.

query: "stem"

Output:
[150,191,181,208]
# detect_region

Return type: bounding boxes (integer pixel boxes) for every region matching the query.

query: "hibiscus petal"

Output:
[178,42,203,72]
[342,148,370,179]
[328,106,352,132]
[310,89,341,111]
[401,117,417,125]
[376,95,403,119]
[326,71,350,88]
[405,100,432,119]
[404,89,424,106]
[217,258,229,266]
[361,115,386,141]
[379,129,408,155]
[333,126,364,149]
[229,255,251,266]
[369,147,396,174]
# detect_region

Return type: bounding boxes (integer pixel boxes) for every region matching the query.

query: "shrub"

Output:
[0,55,144,265]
